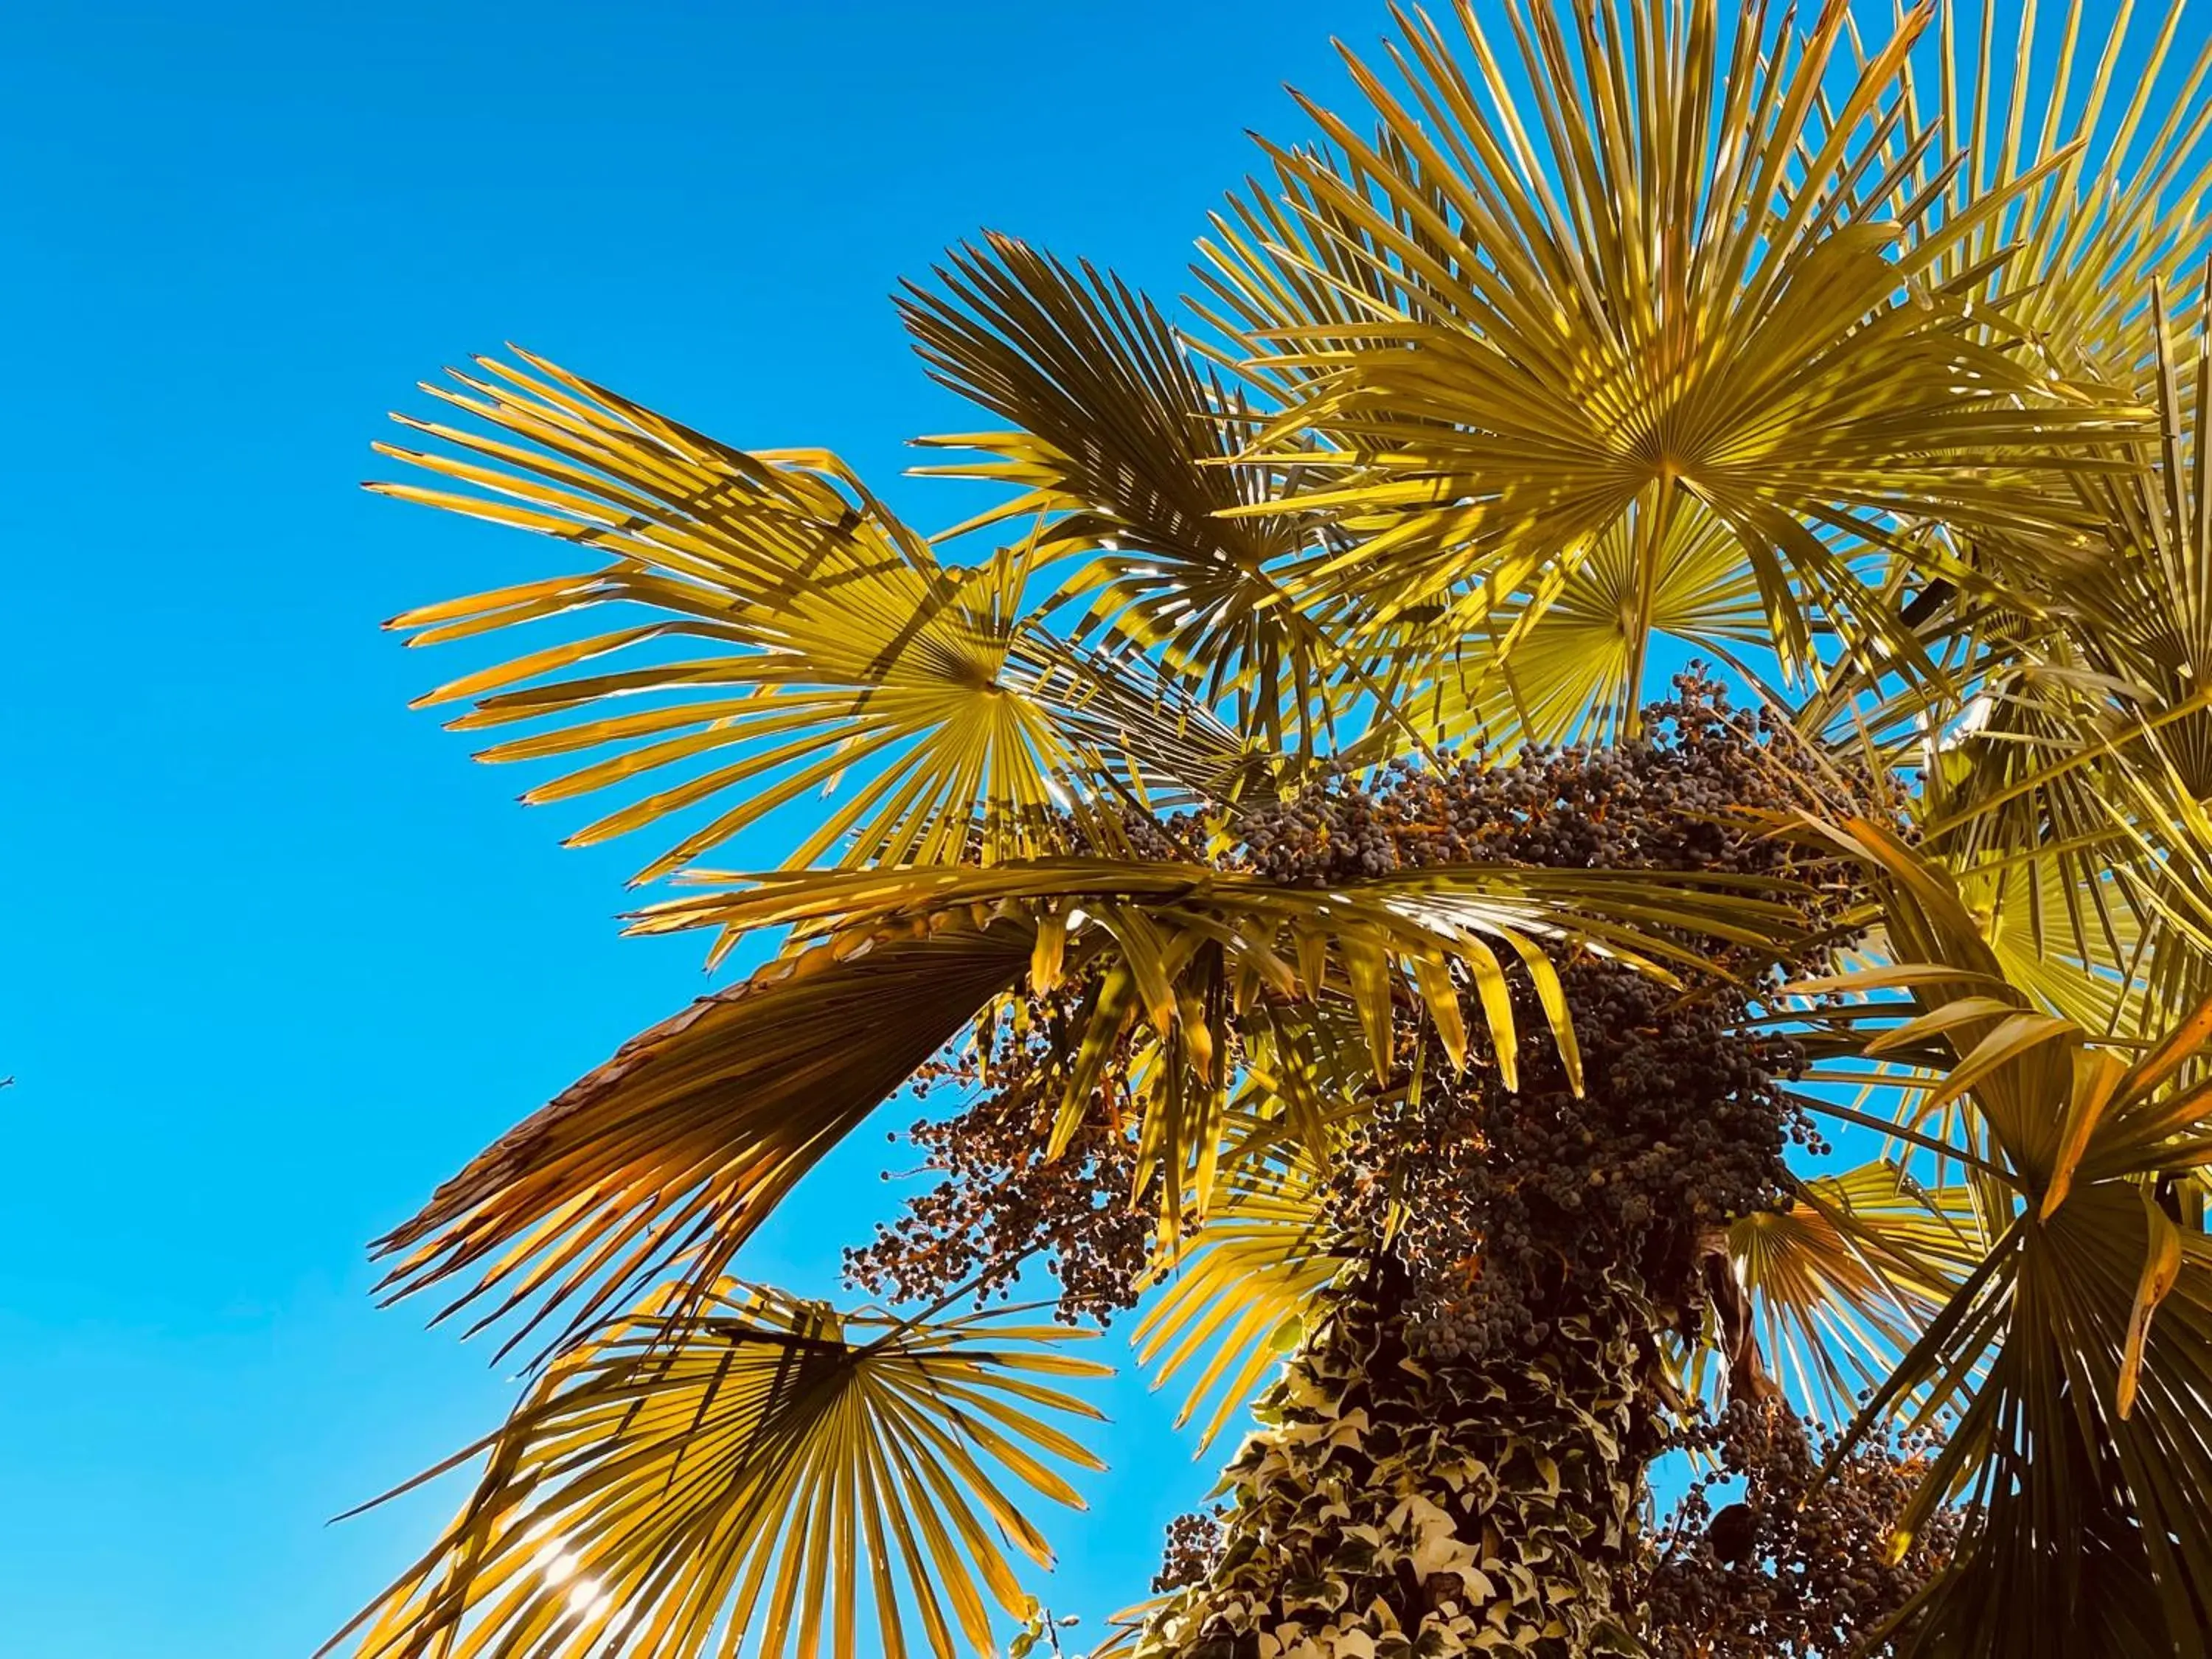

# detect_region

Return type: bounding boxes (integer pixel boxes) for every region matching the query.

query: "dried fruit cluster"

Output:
[843,986,1153,1323]
[1239,674,1863,891]
[1331,960,1819,1368]
[1632,1400,1964,1656]
[1252,676,1861,1367]
[1152,1509,1226,1595]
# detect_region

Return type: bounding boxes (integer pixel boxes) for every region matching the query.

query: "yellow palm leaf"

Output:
[372,919,1035,1357]
[1775,821,2212,1651]
[902,236,1347,762]
[1210,0,2140,703]
[1730,1160,1983,1419]
[1875,292,2212,1035]
[374,351,1248,882]
[330,1285,1107,1659]
[1132,1153,1346,1453]
[1352,497,1770,754]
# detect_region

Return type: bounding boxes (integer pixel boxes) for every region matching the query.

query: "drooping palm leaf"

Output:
[380,854,1815,1354]
[1131,1150,1346,1452]
[371,919,1036,1357]
[641,856,1816,984]
[329,1284,1107,1659]
[649,853,1818,1199]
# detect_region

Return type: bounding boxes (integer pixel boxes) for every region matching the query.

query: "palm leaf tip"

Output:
[1133,1154,1346,1451]
[371,921,1035,1356]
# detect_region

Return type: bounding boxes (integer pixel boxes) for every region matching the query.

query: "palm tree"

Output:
[332,1,2212,1654]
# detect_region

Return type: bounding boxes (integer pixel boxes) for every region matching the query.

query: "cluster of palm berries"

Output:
[1327,960,1820,1366]
[1633,1399,1964,1655]
[842,979,1154,1323]
[1150,1508,1225,1594]
[1247,673,1863,1363]
[1240,671,1871,889]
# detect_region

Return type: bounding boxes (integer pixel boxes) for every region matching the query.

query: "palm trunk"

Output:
[1141,1256,1663,1659]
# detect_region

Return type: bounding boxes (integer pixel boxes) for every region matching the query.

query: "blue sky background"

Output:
[0,4,1368,1654]
[6,2,2202,1656]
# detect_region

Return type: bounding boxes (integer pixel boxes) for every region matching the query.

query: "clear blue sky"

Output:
[0,3,1361,1654]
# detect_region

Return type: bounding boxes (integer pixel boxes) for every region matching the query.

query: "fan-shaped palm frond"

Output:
[1729,1160,1984,1419]
[1887,1181,2212,1657]
[1905,667,2212,1038]
[1211,0,2140,703]
[1132,1152,1346,1452]
[1775,816,2212,1654]
[1884,0,2212,385]
[1347,497,1770,756]
[902,237,1348,764]
[329,1285,1107,1659]
[1951,851,2144,1034]
[375,352,1251,882]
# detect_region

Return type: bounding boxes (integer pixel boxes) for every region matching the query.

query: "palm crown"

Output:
[336,2,2212,1655]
